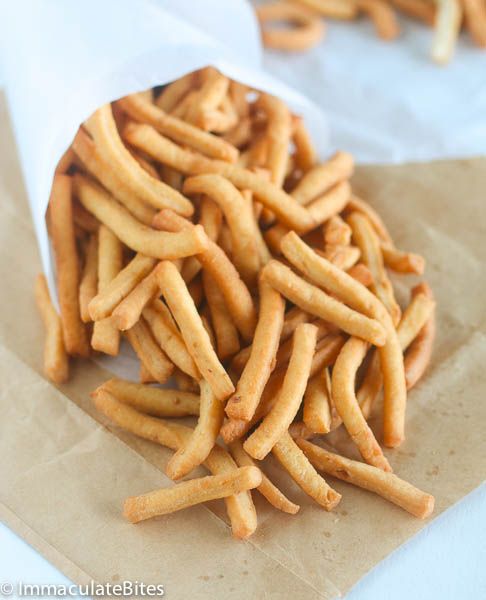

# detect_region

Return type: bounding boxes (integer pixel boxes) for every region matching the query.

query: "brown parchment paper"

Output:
[0,91,485,599]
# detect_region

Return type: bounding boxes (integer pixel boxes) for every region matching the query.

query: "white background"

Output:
[0,1,485,598]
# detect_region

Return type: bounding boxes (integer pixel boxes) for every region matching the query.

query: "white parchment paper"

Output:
[0,0,330,287]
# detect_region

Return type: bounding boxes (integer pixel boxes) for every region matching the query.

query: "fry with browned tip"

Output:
[34,274,69,383]
[124,465,262,523]
[297,439,435,519]
[155,261,234,401]
[49,174,90,357]
[272,431,341,511]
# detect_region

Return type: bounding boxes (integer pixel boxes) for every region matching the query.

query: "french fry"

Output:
[274,319,335,370]
[431,0,462,64]
[261,260,387,346]
[88,253,156,321]
[112,268,159,331]
[155,72,196,112]
[324,215,352,246]
[117,92,238,163]
[152,209,257,341]
[72,128,156,225]
[173,369,199,393]
[203,271,240,361]
[391,0,436,25]
[297,440,435,518]
[346,195,393,244]
[404,283,436,389]
[166,380,225,480]
[303,368,333,434]
[462,0,486,47]
[79,233,98,323]
[155,261,235,401]
[55,147,75,174]
[244,323,317,460]
[346,214,407,446]
[126,318,174,384]
[143,299,200,379]
[73,174,208,260]
[291,152,354,205]
[99,378,199,417]
[124,465,261,523]
[139,362,156,384]
[49,174,90,357]
[72,201,99,233]
[319,245,361,270]
[257,93,292,188]
[184,69,230,129]
[272,431,341,510]
[347,211,402,325]
[381,243,425,275]
[221,333,345,444]
[281,306,311,341]
[292,115,317,172]
[347,263,374,287]
[358,285,435,419]
[358,0,400,40]
[86,104,194,215]
[280,231,406,447]
[34,274,69,383]
[225,281,285,421]
[122,123,318,232]
[181,196,223,284]
[229,440,300,514]
[256,1,326,51]
[265,180,351,252]
[332,337,392,471]
[92,389,257,538]
[91,225,123,355]
[184,175,260,286]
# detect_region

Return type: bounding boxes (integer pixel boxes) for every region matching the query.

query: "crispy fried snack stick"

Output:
[92,389,258,538]
[166,380,225,480]
[272,431,341,510]
[152,209,257,341]
[297,439,435,518]
[73,174,207,260]
[229,440,300,514]
[86,104,194,215]
[155,261,234,401]
[34,274,69,383]
[49,174,90,357]
[225,281,285,421]
[124,466,262,523]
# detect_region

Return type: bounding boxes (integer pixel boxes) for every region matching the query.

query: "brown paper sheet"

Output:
[1,91,485,599]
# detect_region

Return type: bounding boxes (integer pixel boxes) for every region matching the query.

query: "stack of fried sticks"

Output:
[36,67,436,538]
[255,0,486,64]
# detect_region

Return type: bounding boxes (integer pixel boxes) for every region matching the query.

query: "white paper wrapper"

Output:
[0,0,330,289]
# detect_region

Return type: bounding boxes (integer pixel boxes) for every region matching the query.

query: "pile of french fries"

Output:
[36,67,436,539]
[256,0,486,64]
